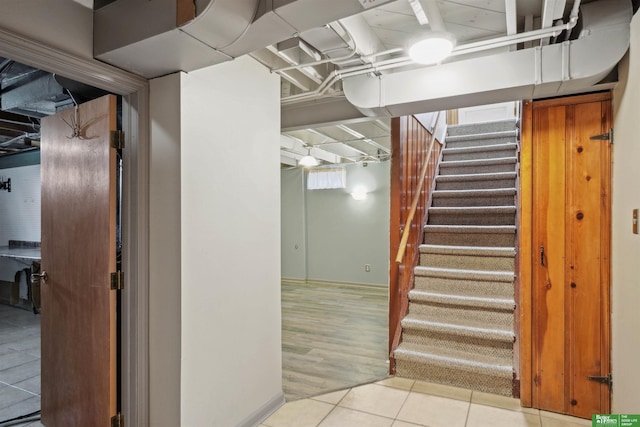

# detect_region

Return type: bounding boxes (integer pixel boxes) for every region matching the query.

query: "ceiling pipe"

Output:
[281,13,586,105]
[342,0,631,117]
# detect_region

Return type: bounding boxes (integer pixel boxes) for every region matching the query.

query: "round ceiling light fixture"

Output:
[299,148,319,168]
[408,33,456,65]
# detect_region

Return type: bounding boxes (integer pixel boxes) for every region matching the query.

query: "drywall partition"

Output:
[281,168,307,281]
[612,12,640,414]
[305,161,390,285]
[180,56,283,426]
[149,73,182,427]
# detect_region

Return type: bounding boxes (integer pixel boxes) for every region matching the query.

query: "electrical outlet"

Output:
[365,264,371,272]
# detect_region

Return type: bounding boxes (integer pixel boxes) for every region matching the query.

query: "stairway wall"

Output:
[394,118,519,396]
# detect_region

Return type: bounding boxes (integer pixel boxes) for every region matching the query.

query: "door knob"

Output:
[30,271,48,282]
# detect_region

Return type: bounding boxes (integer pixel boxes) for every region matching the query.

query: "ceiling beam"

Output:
[337,124,391,154]
[505,0,517,36]
[280,134,343,164]
[540,0,567,45]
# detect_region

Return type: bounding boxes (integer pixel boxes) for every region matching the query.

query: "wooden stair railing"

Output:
[389,112,444,373]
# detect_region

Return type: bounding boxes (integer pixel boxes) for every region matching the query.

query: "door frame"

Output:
[0,28,150,424]
[519,92,613,409]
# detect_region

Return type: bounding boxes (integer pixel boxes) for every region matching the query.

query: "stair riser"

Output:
[408,303,514,329]
[432,195,514,207]
[436,178,516,191]
[442,148,517,162]
[400,331,513,363]
[447,121,518,136]
[439,163,516,176]
[413,275,514,299]
[424,232,516,247]
[420,253,515,271]
[445,136,516,149]
[394,359,513,396]
[428,212,515,226]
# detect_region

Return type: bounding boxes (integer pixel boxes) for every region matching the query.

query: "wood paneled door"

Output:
[40,95,119,426]
[521,93,612,419]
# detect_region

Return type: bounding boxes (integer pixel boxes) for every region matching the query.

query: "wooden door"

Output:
[531,94,611,418]
[40,95,118,426]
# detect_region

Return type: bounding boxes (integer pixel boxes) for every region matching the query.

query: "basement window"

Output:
[307,167,346,190]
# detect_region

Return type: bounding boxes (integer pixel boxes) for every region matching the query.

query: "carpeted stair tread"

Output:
[408,290,515,311]
[394,342,514,377]
[446,119,519,136]
[436,172,516,183]
[424,225,516,234]
[445,130,517,143]
[401,314,515,342]
[419,244,515,257]
[428,206,516,215]
[433,188,516,199]
[440,157,517,169]
[414,265,515,282]
[442,143,518,156]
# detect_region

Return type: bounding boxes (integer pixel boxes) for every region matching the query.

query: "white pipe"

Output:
[343,0,630,117]
[281,18,581,105]
[421,0,446,32]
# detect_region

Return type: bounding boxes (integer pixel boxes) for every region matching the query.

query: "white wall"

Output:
[0,1,93,60]
[611,13,640,414]
[282,162,390,286]
[281,168,307,280]
[0,163,41,281]
[180,56,283,426]
[149,73,182,427]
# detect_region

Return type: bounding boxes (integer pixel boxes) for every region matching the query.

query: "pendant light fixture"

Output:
[299,147,319,168]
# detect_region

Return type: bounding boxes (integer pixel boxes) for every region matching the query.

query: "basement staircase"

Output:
[394,118,519,396]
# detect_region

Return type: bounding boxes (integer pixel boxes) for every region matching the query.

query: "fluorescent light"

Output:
[408,0,429,25]
[409,33,455,65]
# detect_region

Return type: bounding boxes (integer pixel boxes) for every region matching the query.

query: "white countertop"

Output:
[0,246,41,261]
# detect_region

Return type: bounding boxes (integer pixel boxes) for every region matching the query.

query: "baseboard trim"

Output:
[282,278,388,289]
[281,277,307,285]
[237,391,285,427]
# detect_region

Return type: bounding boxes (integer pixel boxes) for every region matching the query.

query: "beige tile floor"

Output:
[261,377,592,427]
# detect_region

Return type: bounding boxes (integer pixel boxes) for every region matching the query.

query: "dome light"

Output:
[409,33,455,65]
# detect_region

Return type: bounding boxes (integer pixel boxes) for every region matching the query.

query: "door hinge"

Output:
[111,413,123,427]
[588,373,612,386]
[110,271,124,290]
[590,128,613,143]
[111,130,125,149]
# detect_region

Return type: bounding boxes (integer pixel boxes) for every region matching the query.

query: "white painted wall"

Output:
[180,56,283,426]
[149,73,182,427]
[281,168,307,281]
[0,1,93,60]
[457,101,518,124]
[611,13,640,414]
[281,162,390,285]
[0,164,41,281]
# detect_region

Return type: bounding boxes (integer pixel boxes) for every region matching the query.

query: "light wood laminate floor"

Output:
[282,281,389,401]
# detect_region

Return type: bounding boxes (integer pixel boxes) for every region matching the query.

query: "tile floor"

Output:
[261,377,592,427]
[0,304,42,426]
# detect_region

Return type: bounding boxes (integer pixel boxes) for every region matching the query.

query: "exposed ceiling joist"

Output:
[540,0,567,45]
[505,0,518,36]
[280,134,343,164]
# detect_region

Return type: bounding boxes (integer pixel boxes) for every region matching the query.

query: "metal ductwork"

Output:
[342,0,632,117]
[94,0,396,78]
